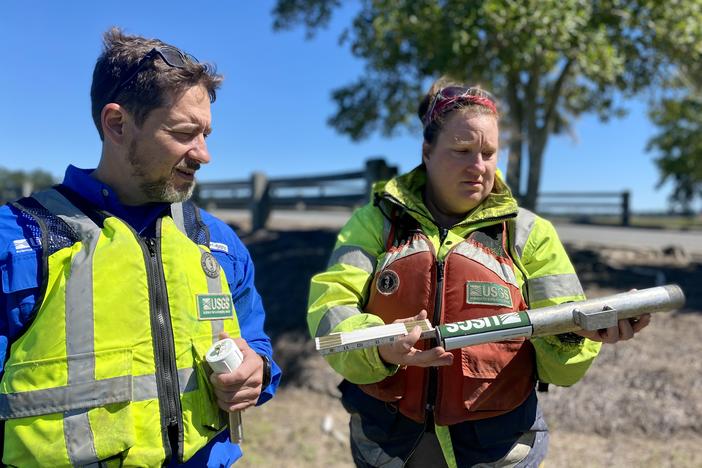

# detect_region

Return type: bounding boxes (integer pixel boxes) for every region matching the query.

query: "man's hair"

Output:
[90,27,223,140]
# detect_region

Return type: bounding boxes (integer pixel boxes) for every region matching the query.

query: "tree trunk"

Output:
[524,131,548,210]
[505,74,525,200]
[506,138,523,200]
[522,59,573,210]
[522,67,541,211]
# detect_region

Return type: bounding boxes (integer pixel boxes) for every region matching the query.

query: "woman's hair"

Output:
[418,76,498,149]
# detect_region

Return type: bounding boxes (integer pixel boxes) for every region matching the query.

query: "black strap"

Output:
[469,223,507,258]
[178,200,210,246]
[389,208,423,248]
[53,184,108,228]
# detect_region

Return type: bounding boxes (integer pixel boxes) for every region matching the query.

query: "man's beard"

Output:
[127,141,197,203]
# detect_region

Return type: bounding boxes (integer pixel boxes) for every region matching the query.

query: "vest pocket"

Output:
[191,338,228,432]
[459,339,534,413]
[1,349,135,466]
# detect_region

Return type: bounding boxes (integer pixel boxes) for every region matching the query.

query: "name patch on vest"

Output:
[196,294,234,320]
[465,281,513,308]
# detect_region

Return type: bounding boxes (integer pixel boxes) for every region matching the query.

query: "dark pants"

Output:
[340,381,548,468]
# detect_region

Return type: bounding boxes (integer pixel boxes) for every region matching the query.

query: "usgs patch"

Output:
[466,281,513,308]
[196,294,234,320]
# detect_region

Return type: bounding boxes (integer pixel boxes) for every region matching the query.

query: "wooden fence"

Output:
[196,157,631,230]
[537,191,630,226]
[195,158,398,230]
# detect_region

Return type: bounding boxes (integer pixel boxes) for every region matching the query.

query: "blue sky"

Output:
[0,1,680,211]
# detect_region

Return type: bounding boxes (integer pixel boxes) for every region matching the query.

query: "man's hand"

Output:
[378,310,454,367]
[209,332,264,412]
[576,314,652,344]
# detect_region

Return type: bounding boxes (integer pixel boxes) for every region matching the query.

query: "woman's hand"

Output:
[378,310,454,367]
[575,288,652,343]
[575,314,651,343]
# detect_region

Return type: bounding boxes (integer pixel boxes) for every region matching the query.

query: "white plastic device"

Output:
[206,338,245,444]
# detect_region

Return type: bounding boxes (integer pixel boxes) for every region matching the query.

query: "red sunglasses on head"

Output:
[422,86,498,127]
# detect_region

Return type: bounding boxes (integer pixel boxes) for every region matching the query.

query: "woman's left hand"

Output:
[575,314,651,343]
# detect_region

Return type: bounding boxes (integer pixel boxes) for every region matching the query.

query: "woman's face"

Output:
[423,112,498,220]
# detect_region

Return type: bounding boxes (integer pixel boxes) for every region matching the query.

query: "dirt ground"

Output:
[233,226,702,468]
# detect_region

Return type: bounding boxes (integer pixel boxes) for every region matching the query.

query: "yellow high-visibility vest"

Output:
[0,188,240,467]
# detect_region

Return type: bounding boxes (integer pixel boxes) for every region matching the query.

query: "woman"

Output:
[307,77,650,467]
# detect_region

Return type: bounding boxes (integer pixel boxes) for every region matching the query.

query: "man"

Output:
[0,28,280,466]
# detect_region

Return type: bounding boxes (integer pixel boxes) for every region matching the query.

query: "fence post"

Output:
[621,191,630,226]
[250,172,270,231]
[21,179,34,198]
[364,158,397,202]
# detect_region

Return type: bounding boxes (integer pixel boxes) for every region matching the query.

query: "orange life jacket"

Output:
[360,215,535,426]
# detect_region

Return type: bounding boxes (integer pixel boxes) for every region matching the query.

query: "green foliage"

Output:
[0,167,56,204]
[273,0,702,209]
[647,90,702,212]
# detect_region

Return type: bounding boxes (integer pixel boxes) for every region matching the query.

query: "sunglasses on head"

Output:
[105,46,199,104]
[423,86,498,127]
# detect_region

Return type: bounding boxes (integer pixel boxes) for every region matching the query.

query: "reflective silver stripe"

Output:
[173,202,224,338]
[198,247,222,293]
[378,237,431,271]
[0,375,132,419]
[211,318,225,342]
[133,368,198,402]
[527,274,584,303]
[327,245,376,273]
[316,305,362,337]
[171,202,186,234]
[33,190,103,461]
[514,208,537,258]
[452,242,519,288]
[64,409,99,465]
[173,202,226,340]
[33,189,102,238]
[33,192,102,382]
[65,227,100,386]
[198,246,226,339]
[132,374,158,402]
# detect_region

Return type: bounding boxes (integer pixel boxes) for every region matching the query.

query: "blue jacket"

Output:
[0,165,281,467]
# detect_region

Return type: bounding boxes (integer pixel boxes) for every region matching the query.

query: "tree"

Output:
[273,0,702,209]
[647,71,702,213]
[0,167,55,204]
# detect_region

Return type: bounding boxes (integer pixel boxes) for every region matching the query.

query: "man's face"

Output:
[127,85,212,203]
[423,112,499,218]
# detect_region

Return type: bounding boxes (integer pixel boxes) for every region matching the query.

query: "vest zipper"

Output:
[425,227,448,427]
[143,222,183,463]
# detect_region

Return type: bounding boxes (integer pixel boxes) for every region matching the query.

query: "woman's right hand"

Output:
[378,310,454,367]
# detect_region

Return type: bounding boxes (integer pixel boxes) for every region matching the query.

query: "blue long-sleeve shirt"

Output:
[0,165,281,466]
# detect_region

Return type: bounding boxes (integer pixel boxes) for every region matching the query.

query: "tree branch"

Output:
[543,58,574,132]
